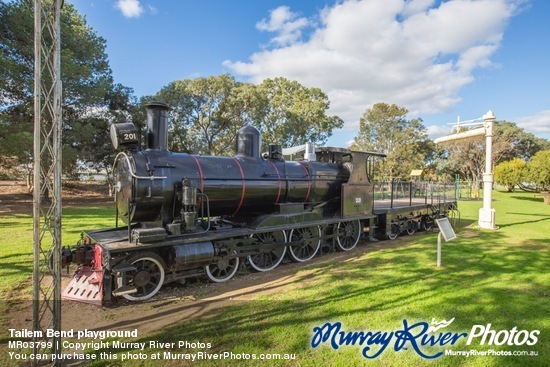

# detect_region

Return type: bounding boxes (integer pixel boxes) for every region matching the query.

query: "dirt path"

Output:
[7,242,380,337]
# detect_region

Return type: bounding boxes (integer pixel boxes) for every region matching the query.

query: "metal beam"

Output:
[433,127,485,144]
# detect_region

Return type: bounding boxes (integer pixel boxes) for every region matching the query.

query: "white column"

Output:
[478,110,497,229]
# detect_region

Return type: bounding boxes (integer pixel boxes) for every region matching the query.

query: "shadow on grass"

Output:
[510,196,544,203]
[0,252,32,261]
[0,252,33,280]
[87,229,549,367]
[456,218,476,230]
[498,216,550,228]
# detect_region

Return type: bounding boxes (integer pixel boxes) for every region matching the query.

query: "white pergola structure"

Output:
[434,111,497,230]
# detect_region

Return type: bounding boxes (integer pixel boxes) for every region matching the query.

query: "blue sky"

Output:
[71,0,550,147]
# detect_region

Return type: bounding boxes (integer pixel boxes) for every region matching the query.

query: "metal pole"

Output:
[390,179,394,208]
[52,0,63,353]
[32,0,42,352]
[422,181,430,205]
[437,232,442,267]
[478,111,497,229]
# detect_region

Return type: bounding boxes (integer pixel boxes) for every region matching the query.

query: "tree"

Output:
[526,150,550,191]
[494,158,526,192]
[0,0,134,181]
[67,83,137,187]
[153,75,249,155]
[256,78,344,149]
[492,121,549,162]
[437,136,485,188]
[186,74,246,155]
[153,76,343,155]
[351,103,428,179]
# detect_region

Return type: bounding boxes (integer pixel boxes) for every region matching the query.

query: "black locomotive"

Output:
[62,102,456,304]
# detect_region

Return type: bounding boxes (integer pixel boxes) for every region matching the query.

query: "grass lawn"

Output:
[92,190,548,367]
[1,191,548,366]
[0,205,116,295]
[0,205,115,337]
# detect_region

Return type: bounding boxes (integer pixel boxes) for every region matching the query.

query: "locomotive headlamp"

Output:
[110,122,139,150]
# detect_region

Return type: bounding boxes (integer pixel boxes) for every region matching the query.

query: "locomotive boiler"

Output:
[112,103,348,227]
[62,102,453,305]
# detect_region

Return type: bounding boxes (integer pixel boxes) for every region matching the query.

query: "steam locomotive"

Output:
[62,102,455,305]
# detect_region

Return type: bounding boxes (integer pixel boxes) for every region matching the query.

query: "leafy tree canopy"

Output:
[526,150,550,191]
[152,75,343,155]
[494,158,526,192]
[257,77,343,149]
[351,102,428,179]
[152,75,250,155]
[0,0,134,179]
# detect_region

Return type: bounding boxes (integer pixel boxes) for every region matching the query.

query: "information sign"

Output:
[434,217,457,267]
[435,217,457,242]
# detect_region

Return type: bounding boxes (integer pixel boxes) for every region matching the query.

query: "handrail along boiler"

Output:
[61,102,456,305]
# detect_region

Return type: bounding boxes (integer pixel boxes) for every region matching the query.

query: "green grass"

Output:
[0,205,116,296]
[1,192,549,366]
[0,205,115,341]
[88,191,547,367]
[80,192,550,367]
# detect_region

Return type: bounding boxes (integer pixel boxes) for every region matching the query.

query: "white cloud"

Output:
[256,6,309,47]
[115,0,144,18]
[517,110,550,134]
[224,0,521,130]
[401,0,435,18]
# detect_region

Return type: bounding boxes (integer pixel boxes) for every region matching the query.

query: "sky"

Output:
[70,0,550,147]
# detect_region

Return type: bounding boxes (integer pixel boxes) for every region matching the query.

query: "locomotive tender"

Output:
[62,102,456,305]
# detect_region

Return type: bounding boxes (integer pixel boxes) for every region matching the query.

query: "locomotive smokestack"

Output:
[146,102,170,151]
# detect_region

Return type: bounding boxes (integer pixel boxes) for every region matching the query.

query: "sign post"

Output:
[435,218,457,267]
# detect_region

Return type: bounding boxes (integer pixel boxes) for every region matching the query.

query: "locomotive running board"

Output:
[62,266,103,306]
